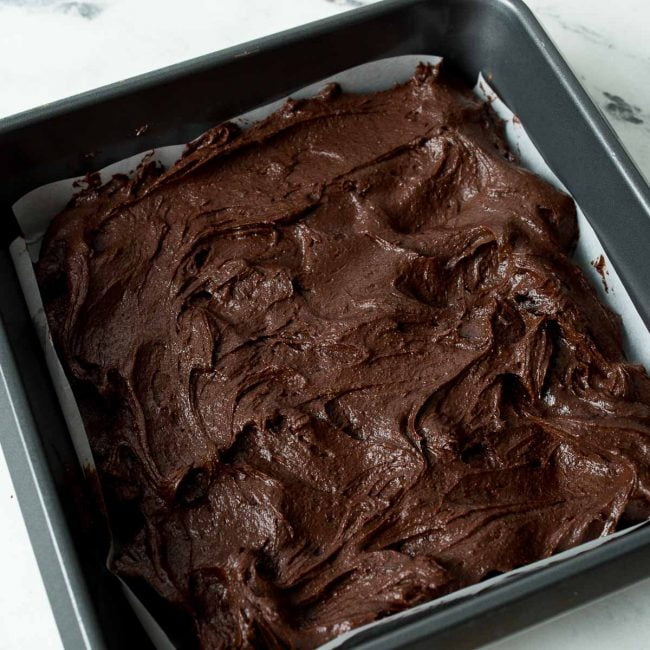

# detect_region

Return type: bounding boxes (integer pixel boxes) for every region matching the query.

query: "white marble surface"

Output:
[0,1,648,649]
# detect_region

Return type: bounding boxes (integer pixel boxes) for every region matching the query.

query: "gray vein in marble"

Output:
[0,0,102,18]
[541,9,650,65]
[58,2,101,19]
[603,91,644,124]
[542,10,613,47]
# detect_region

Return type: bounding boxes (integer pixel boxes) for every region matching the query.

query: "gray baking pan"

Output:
[1,0,650,648]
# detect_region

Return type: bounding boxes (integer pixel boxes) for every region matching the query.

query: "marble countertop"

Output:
[0,1,648,648]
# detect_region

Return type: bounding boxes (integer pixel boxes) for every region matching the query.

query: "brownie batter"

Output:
[37,64,650,649]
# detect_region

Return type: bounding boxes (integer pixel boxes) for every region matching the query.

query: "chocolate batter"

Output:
[37,64,650,649]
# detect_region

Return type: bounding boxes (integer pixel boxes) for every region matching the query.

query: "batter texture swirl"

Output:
[37,64,650,649]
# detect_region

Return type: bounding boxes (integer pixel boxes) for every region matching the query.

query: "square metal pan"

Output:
[1,0,650,647]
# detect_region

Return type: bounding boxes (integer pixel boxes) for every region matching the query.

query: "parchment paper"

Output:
[9,55,650,649]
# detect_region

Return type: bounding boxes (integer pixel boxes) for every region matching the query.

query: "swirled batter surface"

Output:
[37,64,650,649]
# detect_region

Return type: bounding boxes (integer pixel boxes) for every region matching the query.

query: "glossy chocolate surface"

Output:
[37,65,650,649]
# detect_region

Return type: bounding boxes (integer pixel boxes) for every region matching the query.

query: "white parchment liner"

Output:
[9,56,650,649]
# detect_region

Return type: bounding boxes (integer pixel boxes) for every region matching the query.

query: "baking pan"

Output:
[1,0,650,648]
